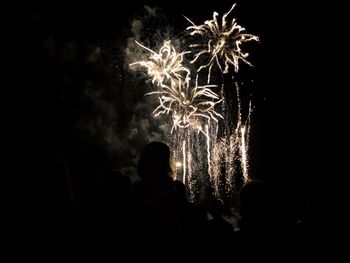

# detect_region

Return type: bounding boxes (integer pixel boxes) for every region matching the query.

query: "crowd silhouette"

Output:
[2,141,332,261]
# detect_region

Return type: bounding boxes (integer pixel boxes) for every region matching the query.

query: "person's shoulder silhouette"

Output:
[235,180,301,262]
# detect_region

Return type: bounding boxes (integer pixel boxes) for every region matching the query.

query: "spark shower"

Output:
[129,3,259,201]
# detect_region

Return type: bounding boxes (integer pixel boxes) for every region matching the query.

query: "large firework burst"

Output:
[130,40,190,88]
[147,78,223,134]
[185,4,259,82]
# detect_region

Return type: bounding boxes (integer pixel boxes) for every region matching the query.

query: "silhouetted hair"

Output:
[137,141,172,181]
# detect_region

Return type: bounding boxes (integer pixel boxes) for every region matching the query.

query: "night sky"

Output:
[3,0,343,210]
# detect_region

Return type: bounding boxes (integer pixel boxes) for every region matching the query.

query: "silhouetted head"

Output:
[137,141,172,181]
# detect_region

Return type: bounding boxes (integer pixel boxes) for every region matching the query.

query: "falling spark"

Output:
[208,81,253,197]
[185,4,259,82]
[186,134,194,200]
[240,101,252,183]
[240,126,248,182]
[130,40,190,88]
[182,140,186,184]
[205,124,211,176]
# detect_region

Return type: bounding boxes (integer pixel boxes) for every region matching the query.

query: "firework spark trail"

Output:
[240,127,248,182]
[130,40,190,89]
[176,131,195,200]
[186,135,194,200]
[240,101,252,183]
[185,3,259,83]
[225,82,251,190]
[182,139,186,184]
[208,80,253,197]
[235,82,251,184]
[205,124,211,179]
[210,137,222,197]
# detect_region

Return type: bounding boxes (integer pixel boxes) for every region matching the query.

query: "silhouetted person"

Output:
[133,141,180,262]
[297,180,336,260]
[203,199,235,262]
[234,180,301,262]
[173,180,208,261]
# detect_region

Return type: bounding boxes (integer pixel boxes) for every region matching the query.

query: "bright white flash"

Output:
[185,4,259,83]
[175,162,182,168]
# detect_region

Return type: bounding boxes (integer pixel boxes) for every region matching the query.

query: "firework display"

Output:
[129,3,258,200]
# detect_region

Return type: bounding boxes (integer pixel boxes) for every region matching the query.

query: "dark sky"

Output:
[4,1,343,207]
